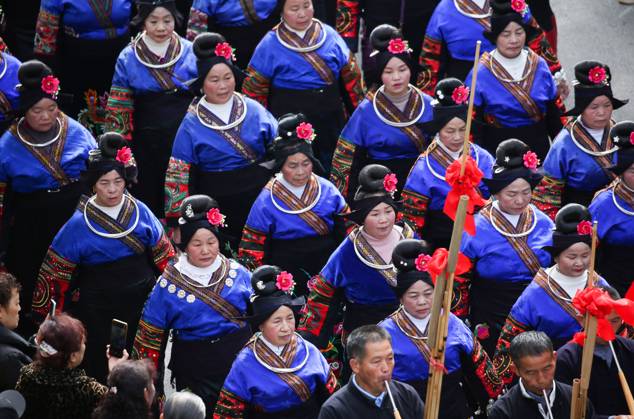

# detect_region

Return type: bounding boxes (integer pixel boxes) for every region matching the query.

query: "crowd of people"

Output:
[0,0,633,418]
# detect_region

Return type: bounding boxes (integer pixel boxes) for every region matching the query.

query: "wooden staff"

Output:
[460,40,482,177]
[423,196,468,419]
[608,341,634,414]
[424,41,482,419]
[570,221,599,419]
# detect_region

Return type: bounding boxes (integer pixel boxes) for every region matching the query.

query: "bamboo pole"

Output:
[570,222,599,419]
[609,341,634,414]
[460,40,482,177]
[423,196,469,419]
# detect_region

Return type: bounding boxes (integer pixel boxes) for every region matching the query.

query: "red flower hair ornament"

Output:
[629,132,634,146]
[295,122,316,144]
[387,38,412,55]
[522,151,539,170]
[415,253,432,272]
[41,75,60,99]
[576,220,593,236]
[510,0,528,16]
[275,271,295,293]
[115,146,133,166]
[214,42,236,62]
[451,86,470,105]
[588,66,607,85]
[206,208,227,227]
[383,173,398,195]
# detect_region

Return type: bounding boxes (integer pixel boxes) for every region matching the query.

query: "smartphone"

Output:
[109,319,128,358]
[49,299,57,318]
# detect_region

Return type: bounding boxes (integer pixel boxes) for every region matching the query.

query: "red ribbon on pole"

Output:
[425,248,471,285]
[443,157,485,236]
[571,287,634,344]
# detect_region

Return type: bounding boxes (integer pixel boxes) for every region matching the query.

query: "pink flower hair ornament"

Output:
[588,66,607,85]
[383,173,398,195]
[510,0,528,16]
[415,253,432,272]
[214,42,236,62]
[451,85,470,105]
[387,38,412,55]
[41,75,60,99]
[295,122,316,144]
[206,208,227,228]
[629,132,634,146]
[576,220,593,236]
[115,146,133,166]
[275,271,295,293]
[522,151,540,170]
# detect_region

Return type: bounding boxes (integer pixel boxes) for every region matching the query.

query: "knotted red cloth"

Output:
[425,248,471,285]
[571,287,634,344]
[443,157,485,236]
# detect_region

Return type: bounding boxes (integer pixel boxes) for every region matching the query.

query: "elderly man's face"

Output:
[350,339,395,397]
[513,351,557,395]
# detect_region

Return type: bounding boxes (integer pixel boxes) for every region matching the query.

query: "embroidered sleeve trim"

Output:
[340,53,365,109]
[34,9,60,56]
[32,247,77,315]
[132,319,166,370]
[336,0,360,38]
[106,86,135,140]
[471,337,504,398]
[417,36,443,95]
[152,233,175,272]
[298,274,337,338]
[531,175,564,221]
[213,389,248,419]
[401,188,430,235]
[242,65,270,107]
[493,314,530,385]
[330,137,356,197]
[164,158,191,221]
[238,225,267,271]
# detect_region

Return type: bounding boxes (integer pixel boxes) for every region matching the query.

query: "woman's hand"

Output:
[557,79,570,101]
[106,345,130,372]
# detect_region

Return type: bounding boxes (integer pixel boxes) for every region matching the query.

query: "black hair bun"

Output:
[17,60,52,91]
[495,139,530,169]
[369,24,401,52]
[610,121,634,150]
[192,32,227,60]
[392,239,432,273]
[251,265,284,297]
[98,132,127,159]
[573,60,611,86]
[277,113,308,139]
[358,164,391,192]
[490,0,516,15]
[554,203,591,234]
[180,194,219,222]
[435,78,466,106]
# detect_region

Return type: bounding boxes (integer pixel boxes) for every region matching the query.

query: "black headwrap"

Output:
[83,132,138,189]
[391,239,434,299]
[419,78,469,136]
[16,60,61,113]
[261,113,325,175]
[483,0,535,43]
[245,265,305,328]
[188,32,243,94]
[483,138,543,195]
[565,61,628,116]
[608,121,634,176]
[544,204,592,258]
[367,24,415,88]
[130,0,182,29]
[177,194,228,252]
[343,164,400,225]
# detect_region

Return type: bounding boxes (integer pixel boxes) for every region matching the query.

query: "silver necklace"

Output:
[252,333,310,374]
[83,194,140,239]
[270,174,322,214]
[196,94,247,131]
[569,117,617,157]
[16,117,63,148]
[372,84,426,128]
[276,19,327,53]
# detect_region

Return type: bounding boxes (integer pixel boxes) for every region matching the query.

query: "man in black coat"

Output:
[556,286,634,419]
[0,273,34,391]
[488,331,597,419]
[318,325,424,419]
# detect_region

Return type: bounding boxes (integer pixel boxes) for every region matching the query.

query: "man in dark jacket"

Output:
[0,273,34,391]
[489,331,597,419]
[318,325,424,419]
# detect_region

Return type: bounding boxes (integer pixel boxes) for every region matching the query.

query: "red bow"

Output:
[425,248,471,285]
[571,287,634,343]
[443,157,485,236]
